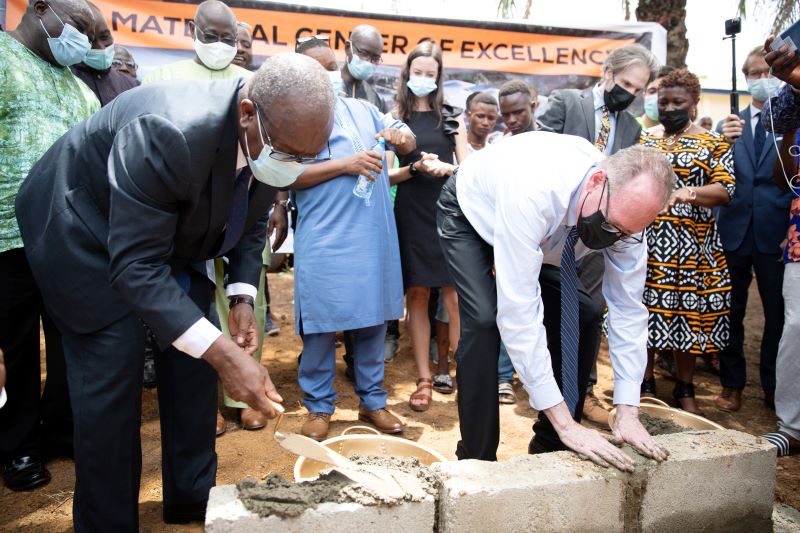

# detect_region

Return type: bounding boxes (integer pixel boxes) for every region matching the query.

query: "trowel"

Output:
[268,400,407,499]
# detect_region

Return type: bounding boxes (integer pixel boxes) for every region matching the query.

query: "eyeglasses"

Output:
[256,106,332,164]
[597,178,644,245]
[350,41,382,65]
[195,27,236,47]
[112,59,137,69]
[295,34,330,51]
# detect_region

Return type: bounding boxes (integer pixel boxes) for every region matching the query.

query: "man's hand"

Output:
[343,151,383,180]
[764,36,800,89]
[721,113,744,141]
[610,404,669,462]
[229,302,258,355]
[203,336,282,418]
[268,193,289,252]
[377,127,416,154]
[417,151,451,177]
[545,401,636,472]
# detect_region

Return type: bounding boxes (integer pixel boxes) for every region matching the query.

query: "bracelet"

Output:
[273,199,288,209]
[228,295,255,309]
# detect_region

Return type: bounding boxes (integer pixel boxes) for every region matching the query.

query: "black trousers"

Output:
[718,250,784,395]
[437,176,601,461]
[60,271,218,532]
[0,248,71,462]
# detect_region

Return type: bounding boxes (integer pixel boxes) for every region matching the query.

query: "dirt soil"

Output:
[1,272,798,531]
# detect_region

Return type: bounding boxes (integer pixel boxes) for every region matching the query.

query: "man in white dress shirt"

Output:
[437,132,673,468]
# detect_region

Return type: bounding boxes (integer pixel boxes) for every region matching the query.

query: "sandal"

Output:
[432,374,453,394]
[762,432,800,457]
[409,378,433,412]
[672,380,705,417]
[498,382,516,404]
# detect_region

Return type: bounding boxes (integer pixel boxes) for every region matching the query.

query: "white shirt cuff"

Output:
[172,318,222,358]
[0,387,6,409]
[612,379,641,407]
[226,283,258,299]
[525,377,564,412]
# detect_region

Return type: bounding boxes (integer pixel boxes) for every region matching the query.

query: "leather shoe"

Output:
[358,407,404,434]
[240,407,267,430]
[216,410,226,436]
[582,391,609,427]
[3,455,51,491]
[163,502,206,524]
[302,413,331,441]
[714,387,742,412]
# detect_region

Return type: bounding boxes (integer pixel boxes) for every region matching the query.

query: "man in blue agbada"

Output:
[293,42,416,440]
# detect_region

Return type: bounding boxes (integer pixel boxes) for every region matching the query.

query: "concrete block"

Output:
[773,503,800,533]
[433,453,626,533]
[205,484,436,533]
[636,429,776,533]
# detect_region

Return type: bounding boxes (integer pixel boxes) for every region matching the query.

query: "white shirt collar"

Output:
[749,103,761,119]
[592,83,606,111]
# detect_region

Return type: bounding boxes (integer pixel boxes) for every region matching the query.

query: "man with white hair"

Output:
[15,53,334,531]
[438,133,673,468]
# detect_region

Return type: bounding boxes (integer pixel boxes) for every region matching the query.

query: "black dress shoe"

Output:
[163,502,207,524]
[3,455,51,491]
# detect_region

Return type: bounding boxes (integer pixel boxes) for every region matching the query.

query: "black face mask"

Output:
[660,108,692,133]
[603,83,636,112]
[576,179,622,250]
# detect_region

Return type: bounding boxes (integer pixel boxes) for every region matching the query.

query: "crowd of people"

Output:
[0,0,798,530]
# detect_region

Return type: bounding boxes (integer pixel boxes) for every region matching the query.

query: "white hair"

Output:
[251,53,334,120]
[599,145,676,208]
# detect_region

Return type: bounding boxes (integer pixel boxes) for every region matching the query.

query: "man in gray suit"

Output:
[15,54,334,532]
[537,43,659,426]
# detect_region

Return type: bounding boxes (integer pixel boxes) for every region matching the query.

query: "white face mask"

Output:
[328,69,344,97]
[194,31,236,70]
[244,106,305,188]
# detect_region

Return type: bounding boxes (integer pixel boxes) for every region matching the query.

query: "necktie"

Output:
[213,168,251,257]
[560,226,580,416]
[595,106,611,153]
[753,114,765,158]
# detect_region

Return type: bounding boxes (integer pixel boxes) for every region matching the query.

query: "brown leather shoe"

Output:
[240,407,267,431]
[301,413,331,441]
[582,391,609,427]
[358,407,404,434]
[714,387,742,412]
[215,410,226,437]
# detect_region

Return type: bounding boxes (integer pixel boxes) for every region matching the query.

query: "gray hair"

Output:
[251,53,334,119]
[602,44,660,84]
[599,145,675,208]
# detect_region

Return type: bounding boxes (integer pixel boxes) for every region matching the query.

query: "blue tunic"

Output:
[293,98,405,334]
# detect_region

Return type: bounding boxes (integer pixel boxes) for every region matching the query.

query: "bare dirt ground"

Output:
[1,272,798,531]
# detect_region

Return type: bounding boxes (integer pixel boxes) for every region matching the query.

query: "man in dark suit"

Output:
[15,53,334,532]
[715,46,793,412]
[537,43,660,426]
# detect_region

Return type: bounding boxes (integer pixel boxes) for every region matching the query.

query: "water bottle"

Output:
[353,137,385,206]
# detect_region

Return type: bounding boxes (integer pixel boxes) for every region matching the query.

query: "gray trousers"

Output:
[777,262,800,440]
[579,252,605,392]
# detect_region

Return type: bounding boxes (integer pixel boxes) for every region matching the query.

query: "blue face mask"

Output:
[39,7,91,67]
[245,107,305,188]
[407,75,437,97]
[328,69,344,97]
[644,94,659,121]
[84,44,116,71]
[746,77,782,102]
[347,51,376,81]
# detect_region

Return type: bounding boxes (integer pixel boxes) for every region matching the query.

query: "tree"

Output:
[635,0,688,68]
[497,0,532,19]
[754,0,799,36]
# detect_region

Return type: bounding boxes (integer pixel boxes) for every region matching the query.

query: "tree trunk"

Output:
[636,0,688,68]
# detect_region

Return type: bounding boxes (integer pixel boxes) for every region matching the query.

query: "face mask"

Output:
[746,77,781,102]
[84,44,116,71]
[407,76,437,97]
[603,83,636,112]
[347,51,376,80]
[659,108,691,133]
[39,8,91,67]
[577,180,621,250]
[328,69,344,97]
[644,95,659,121]
[245,106,305,188]
[194,32,236,70]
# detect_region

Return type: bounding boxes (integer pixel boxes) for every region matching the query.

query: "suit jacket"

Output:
[716,106,793,254]
[537,88,642,155]
[16,78,275,348]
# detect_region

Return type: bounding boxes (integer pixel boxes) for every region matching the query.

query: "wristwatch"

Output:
[409,162,420,176]
[228,295,255,309]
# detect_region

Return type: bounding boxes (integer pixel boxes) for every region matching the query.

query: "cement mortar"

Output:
[639,412,687,435]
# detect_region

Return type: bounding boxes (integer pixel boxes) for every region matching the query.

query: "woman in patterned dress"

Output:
[640,69,735,415]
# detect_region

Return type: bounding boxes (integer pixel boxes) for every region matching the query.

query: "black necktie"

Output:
[560,226,580,416]
[214,168,251,257]
[754,114,765,158]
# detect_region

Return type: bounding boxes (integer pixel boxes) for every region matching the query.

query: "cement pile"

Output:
[639,411,688,435]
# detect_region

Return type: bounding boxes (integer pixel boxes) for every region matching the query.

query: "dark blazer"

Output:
[16,79,275,348]
[537,88,642,155]
[716,106,793,254]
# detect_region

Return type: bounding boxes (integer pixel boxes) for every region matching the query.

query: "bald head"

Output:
[18,0,94,66]
[195,0,236,28]
[302,45,338,72]
[351,24,382,45]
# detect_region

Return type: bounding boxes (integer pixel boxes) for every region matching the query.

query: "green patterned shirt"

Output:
[0,32,100,252]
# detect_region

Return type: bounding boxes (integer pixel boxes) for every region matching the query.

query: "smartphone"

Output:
[770,19,800,67]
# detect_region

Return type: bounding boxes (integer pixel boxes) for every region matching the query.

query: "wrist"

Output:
[409,161,420,176]
[228,295,255,309]
[272,199,288,210]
